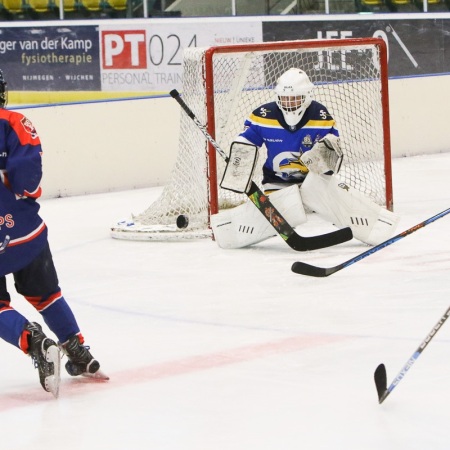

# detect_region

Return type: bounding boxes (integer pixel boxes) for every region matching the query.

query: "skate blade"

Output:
[81,369,110,381]
[45,345,61,398]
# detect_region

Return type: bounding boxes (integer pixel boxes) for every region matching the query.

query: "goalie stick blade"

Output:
[291,261,341,277]
[247,182,353,252]
[374,363,388,404]
[286,227,353,252]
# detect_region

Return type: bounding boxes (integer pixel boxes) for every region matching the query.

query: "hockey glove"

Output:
[300,134,343,175]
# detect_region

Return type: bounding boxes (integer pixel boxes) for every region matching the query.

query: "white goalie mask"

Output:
[275,68,314,127]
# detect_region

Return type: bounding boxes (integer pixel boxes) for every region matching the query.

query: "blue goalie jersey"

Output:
[238,100,339,189]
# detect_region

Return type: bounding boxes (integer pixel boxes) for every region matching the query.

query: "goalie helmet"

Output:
[0,69,7,108]
[275,68,314,127]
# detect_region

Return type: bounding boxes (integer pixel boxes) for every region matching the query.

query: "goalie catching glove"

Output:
[300,134,343,175]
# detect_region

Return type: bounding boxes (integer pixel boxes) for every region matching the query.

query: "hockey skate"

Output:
[25,322,61,398]
[61,335,109,380]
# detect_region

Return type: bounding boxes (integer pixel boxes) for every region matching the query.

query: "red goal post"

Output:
[111,37,393,241]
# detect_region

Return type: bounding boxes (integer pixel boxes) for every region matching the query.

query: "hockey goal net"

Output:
[111,37,392,241]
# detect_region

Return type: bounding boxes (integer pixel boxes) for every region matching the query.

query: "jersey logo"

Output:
[259,107,270,117]
[20,117,38,140]
[302,134,313,148]
[278,152,309,179]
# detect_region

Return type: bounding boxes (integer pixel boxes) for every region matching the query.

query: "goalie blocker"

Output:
[220,141,259,194]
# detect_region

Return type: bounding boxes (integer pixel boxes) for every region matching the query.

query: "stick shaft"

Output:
[343,207,450,270]
[293,207,450,276]
[0,235,10,254]
[377,305,450,403]
[170,89,229,162]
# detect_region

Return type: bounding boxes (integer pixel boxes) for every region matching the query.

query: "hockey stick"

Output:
[374,304,450,404]
[170,89,352,251]
[0,235,10,254]
[292,207,450,276]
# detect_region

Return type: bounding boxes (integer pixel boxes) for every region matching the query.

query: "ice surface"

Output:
[1,153,449,450]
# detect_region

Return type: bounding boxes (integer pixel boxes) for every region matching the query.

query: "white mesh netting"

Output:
[111,39,390,241]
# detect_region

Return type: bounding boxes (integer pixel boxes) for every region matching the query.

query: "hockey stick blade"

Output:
[374,363,388,404]
[292,207,450,276]
[286,228,352,252]
[291,261,340,277]
[373,304,450,405]
[170,89,352,252]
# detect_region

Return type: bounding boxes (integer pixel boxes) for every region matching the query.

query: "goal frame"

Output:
[111,37,394,241]
[203,37,393,218]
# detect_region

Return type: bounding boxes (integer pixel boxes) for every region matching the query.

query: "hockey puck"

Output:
[176,214,189,229]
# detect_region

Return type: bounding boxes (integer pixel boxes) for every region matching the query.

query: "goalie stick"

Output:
[291,207,450,276]
[170,89,352,252]
[374,304,450,404]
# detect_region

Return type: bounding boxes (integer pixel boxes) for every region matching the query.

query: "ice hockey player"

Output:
[211,68,399,249]
[0,69,106,398]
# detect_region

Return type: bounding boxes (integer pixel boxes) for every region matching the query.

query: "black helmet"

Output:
[0,69,7,108]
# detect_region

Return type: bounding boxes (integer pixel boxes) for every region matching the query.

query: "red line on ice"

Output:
[0,333,347,412]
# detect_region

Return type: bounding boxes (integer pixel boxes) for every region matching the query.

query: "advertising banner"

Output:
[0,26,100,91]
[1,17,449,95]
[262,18,450,77]
[98,21,263,91]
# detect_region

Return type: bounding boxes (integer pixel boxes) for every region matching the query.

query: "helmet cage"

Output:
[275,68,314,127]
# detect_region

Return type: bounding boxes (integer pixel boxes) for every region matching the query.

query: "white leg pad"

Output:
[300,172,400,245]
[211,185,307,249]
